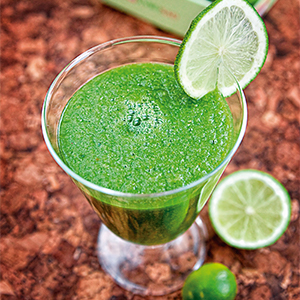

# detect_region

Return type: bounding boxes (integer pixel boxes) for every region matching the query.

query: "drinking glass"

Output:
[41,36,247,296]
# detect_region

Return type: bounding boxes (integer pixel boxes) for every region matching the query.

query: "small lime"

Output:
[182,263,237,300]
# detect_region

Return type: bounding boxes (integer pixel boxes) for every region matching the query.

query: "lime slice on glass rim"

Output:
[208,170,291,249]
[174,0,269,99]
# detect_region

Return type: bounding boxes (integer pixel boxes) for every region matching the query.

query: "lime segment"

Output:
[209,169,291,249]
[174,0,269,99]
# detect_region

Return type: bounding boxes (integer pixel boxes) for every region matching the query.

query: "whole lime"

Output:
[182,263,237,300]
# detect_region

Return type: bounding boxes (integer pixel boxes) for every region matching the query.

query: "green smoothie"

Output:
[58,62,233,244]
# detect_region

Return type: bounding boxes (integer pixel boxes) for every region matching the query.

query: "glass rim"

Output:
[41,35,247,199]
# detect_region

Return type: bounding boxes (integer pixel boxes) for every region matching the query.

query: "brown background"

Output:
[0,0,299,299]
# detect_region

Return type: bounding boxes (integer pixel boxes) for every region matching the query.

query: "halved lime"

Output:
[209,169,291,249]
[174,0,269,99]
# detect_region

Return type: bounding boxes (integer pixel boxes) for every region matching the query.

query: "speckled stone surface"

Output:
[0,0,299,299]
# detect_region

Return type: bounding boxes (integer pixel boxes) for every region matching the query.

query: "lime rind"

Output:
[209,169,291,249]
[182,262,237,300]
[174,0,269,99]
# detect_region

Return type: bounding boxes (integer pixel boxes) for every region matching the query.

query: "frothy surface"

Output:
[58,63,233,194]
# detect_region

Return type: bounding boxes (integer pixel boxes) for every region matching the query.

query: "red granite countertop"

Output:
[0,0,299,299]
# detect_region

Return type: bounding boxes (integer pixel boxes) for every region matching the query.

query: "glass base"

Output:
[97,217,207,296]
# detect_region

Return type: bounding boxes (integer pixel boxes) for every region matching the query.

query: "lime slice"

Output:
[174,0,269,99]
[208,169,291,249]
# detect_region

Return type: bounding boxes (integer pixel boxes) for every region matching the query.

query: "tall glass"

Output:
[42,36,247,296]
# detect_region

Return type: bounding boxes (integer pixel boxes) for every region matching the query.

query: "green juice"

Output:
[58,63,233,245]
